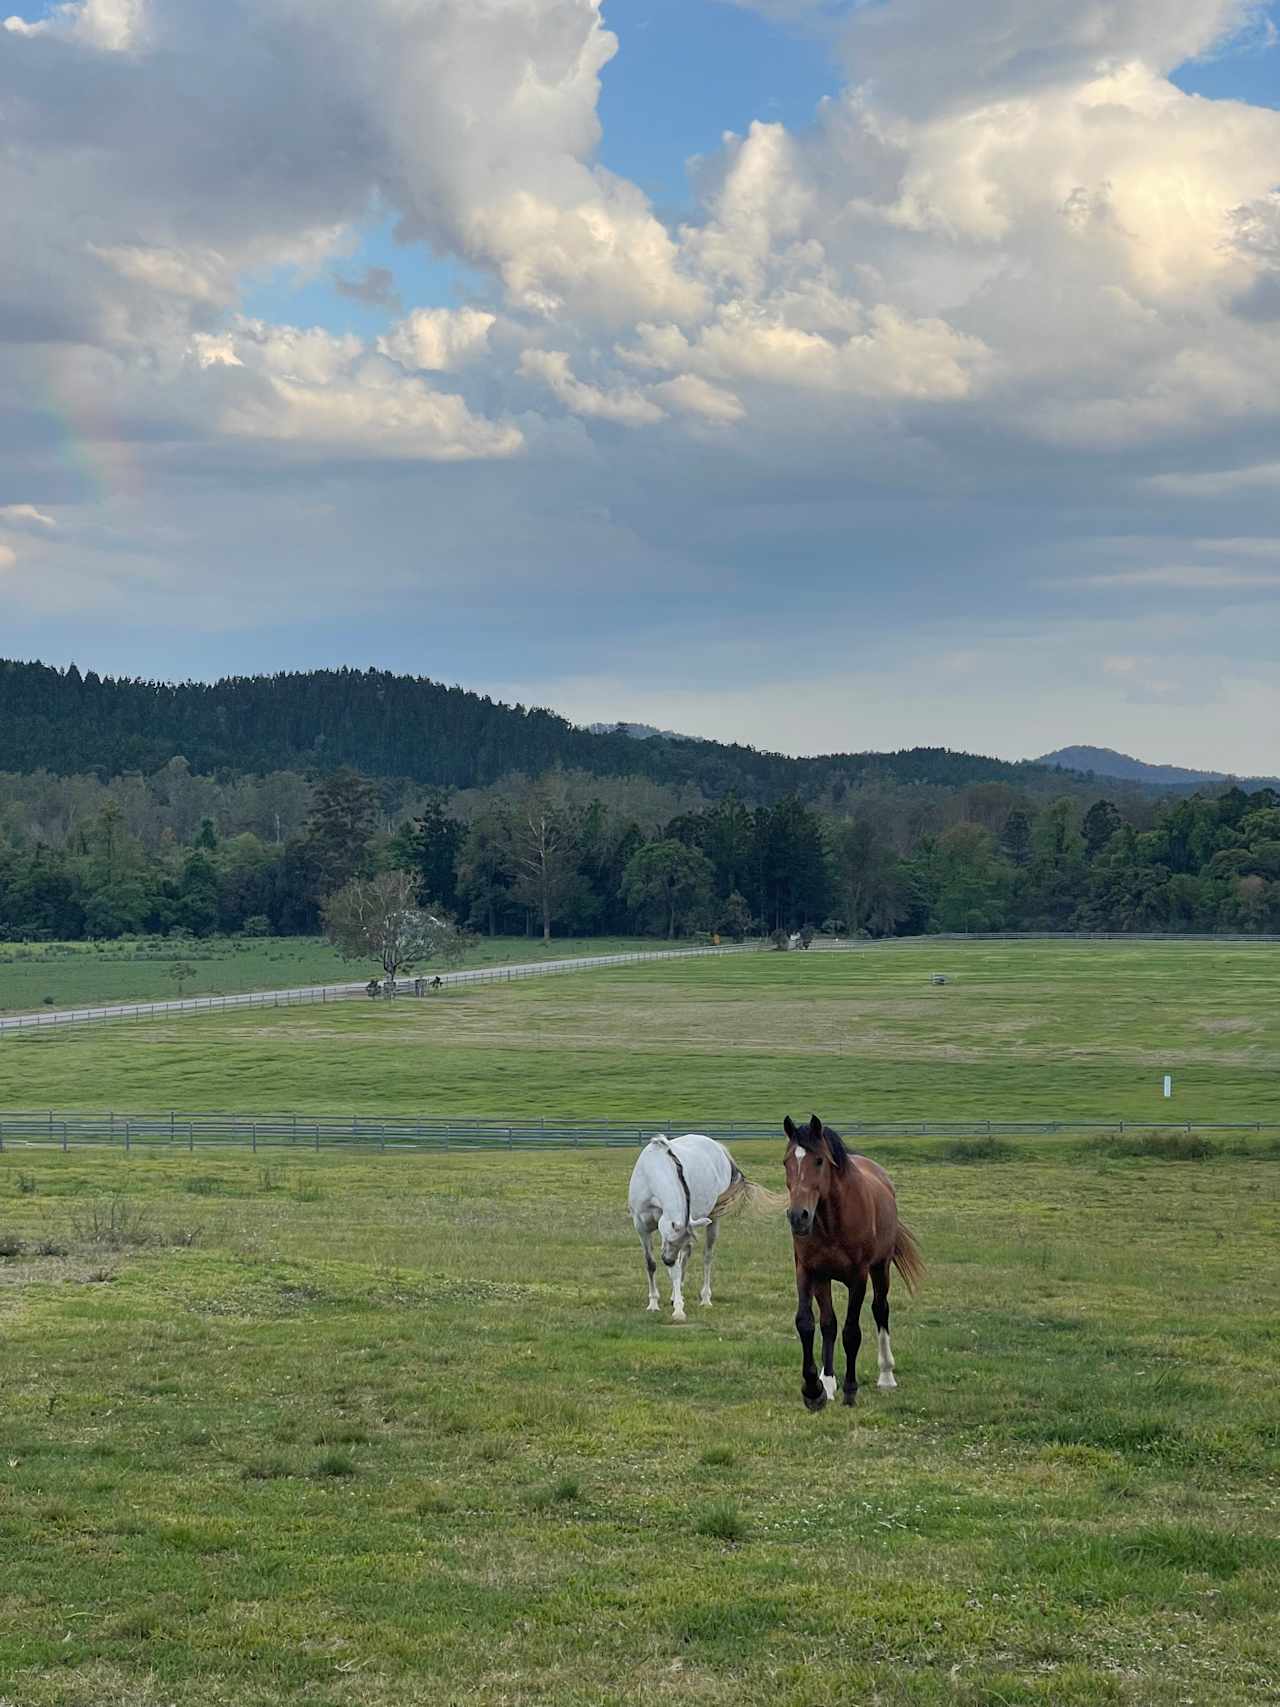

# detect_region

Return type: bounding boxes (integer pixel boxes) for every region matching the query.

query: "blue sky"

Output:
[243,1,846,334]
[3,0,1280,769]
[250,1,1280,362]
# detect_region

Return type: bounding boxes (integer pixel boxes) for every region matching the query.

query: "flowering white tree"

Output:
[322,870,466,993]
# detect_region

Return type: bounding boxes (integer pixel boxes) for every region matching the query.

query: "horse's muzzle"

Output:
[788,1208,815,1237]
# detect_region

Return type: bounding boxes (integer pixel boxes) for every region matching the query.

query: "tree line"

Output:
[2,762,1277,943]
[0,658,1118,802]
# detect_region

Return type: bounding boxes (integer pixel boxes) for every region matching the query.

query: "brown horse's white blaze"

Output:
[783,1112,923,1411]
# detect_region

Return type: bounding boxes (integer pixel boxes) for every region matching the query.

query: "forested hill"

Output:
[1039,745,1280,792]
[1,659,1063,800]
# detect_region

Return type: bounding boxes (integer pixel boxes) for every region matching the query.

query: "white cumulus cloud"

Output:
[0,503,57,528]
[519,348,666,426]
[379,307,496,372]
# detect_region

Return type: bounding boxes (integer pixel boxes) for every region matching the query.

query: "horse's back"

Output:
[630,1133,732,1220]
[668,1133,736,1208]
[852,1155,896,1196]
[851,1155,900,1258]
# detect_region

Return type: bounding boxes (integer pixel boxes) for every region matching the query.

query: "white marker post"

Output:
[1163,1074,1172,1099]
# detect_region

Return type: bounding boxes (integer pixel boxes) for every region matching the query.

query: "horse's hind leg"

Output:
[841,1271,867,1406]
[699,1218,719,1307]
[639,1227,660,1312]
[814,1280,838,1404]
[870,1260,897,1389]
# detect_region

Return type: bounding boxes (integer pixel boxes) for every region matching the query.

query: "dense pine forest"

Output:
[0,660,1277,943]
[0,658,1080,799]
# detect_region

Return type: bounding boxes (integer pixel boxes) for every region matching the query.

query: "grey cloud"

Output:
[1233,271,1280,320]
[333,266,401,309]
[835,0,1256,115]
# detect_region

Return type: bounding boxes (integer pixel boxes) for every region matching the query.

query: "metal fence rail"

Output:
[1,1110,1276,1154]
[0,943,755,1038]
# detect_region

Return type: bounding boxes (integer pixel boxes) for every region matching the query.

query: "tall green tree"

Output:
[394,790,463,912]
[621,839,715,938]
[829,818,914,936]
[753,797,830,929]
[456,810,515,937]
[301,768,379,899]
[1001,808,1033,868]
[1082,799,1122,861]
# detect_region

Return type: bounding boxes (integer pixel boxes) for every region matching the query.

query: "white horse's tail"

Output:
[712,1167,788,1218]
[648,1136,785,1219]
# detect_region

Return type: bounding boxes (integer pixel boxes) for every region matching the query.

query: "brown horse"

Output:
[783,1113,924,1410]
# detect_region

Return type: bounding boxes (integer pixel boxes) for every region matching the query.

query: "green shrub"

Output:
[1096,1131,1219,1161]
[314,1451,357,1478]
[942,1137,1017,1162]
[695,1500,747,1542]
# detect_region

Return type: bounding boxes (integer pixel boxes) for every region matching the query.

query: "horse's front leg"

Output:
[638,1225,660,1312]
[669,1247,688,1323]
[813,1279,838,1405]
[795,1272,825,1410]
[841,1270,868,1406]
[699,1218,719,1307]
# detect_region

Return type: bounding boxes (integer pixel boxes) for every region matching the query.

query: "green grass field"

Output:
[2,939,1277,1122]
[1,1137,1277,1707]
[0,935,661,1015]
[2,941,1279,1705]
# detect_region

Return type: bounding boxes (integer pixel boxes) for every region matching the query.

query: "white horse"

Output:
[628,1133,758,1322]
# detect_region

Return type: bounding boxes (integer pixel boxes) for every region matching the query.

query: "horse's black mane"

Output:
[819,1122,851,1172]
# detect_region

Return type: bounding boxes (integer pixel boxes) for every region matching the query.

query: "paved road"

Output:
[0,944,750,1036]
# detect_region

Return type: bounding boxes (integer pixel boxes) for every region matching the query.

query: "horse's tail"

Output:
[891,1220,925,1295]
[712,1168,788,1219]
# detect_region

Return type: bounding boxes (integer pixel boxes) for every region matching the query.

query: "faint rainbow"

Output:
[40,376,145,504]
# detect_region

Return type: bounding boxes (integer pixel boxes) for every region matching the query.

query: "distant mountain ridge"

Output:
[585,720,696,742]
[1039,745,1279,791]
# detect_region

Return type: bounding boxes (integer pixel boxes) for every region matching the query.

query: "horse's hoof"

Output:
[842,1389,858,1407]
[672,1311,687,1324]
[819,1374,837,1402]
[646,1301,659,1312]
[877,1374,897,1390]
[803,1387,827,1413]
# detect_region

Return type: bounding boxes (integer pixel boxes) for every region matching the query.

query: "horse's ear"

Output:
[783,1115,797,1141]
[808,1113,824,1140]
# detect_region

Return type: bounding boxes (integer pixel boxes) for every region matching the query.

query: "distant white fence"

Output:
[0,943,756,1039]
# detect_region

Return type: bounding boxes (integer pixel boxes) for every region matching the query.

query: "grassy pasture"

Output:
[1,941,1278,1705]
[0,935,662,1016]
[0,1137,1278,1707]
[2,938,1278,1122]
